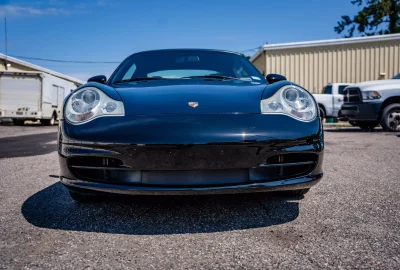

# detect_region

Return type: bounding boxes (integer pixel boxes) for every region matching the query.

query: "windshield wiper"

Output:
[112,77,165,84]
[181,75,246,81]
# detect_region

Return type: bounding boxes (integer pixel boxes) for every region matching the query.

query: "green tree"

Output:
[335,0,400,37]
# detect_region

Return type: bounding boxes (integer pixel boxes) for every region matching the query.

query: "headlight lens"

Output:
[65,87,124,124]
[362,91,381,100]
[261,85,317,121]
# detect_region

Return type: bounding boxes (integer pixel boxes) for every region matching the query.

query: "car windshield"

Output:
[110,50,265,84]
[392,73,400,79]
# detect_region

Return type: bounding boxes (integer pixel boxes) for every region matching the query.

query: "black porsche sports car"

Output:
[59,49,324,202]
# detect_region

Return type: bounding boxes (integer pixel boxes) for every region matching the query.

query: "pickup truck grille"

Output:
[343,88,362,103]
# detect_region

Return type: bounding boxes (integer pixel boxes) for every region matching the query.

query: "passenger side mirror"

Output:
[266,74,287,84]
[88,75,107,84]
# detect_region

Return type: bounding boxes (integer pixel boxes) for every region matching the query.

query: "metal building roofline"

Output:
[250,33,400,62]
[0,53,85,85]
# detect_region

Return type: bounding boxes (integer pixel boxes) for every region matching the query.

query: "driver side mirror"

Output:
[266,74,287,84]
[88,75,107,84]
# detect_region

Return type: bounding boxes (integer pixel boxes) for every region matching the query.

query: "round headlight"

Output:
[284,88,298,102]
[261,85,317,121]
[64,87,124,124]
[82,90,97,104]
[282,87,311,111]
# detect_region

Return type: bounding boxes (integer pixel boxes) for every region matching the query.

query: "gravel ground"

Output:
[0,124,399,269]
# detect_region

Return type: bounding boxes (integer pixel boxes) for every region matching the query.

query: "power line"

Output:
[10,47,262,64]
[237,47,261,53]
[10,55,120,64]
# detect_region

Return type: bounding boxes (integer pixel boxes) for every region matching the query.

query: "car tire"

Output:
[358,121,378,130]
[380,103,400,132]
[282,188,310,196]
[12,119,25,126]
[349,121,358,127]
[319,106,325,121]
[41,114,56,126]
[68,190,102,203]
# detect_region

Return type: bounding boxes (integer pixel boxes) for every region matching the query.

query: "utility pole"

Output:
[4,17,10,70]
[4,17,9,70]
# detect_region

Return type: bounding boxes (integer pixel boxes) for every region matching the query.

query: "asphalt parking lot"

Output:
[0,124,399,269]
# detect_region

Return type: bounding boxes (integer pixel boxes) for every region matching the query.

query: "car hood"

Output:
[352,79,400,90]
[112,80,267,115]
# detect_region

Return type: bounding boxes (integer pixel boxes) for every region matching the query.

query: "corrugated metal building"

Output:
[250,34,400,93]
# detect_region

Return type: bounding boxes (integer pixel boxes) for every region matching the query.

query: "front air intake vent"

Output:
[259,153,318,179]
[266,153,318,164]
[68,157,131,181]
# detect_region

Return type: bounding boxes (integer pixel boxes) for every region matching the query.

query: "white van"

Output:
[0,71,78,125]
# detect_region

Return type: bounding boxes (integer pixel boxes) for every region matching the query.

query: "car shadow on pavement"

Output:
[21,182,301,235]
[0,132,58,158]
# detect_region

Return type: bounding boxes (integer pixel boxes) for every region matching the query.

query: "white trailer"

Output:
[0,71,77,125]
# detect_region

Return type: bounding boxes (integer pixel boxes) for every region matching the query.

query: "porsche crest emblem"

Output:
[188,102,198,108]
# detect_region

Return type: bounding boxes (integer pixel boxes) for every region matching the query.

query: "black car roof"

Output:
[128,49,241,58]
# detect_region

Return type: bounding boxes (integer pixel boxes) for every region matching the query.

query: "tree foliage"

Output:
[335,0,400,37]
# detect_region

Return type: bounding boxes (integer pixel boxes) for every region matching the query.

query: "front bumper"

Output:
[58,114,324,195]
[61,175,322,195]
[340,102,382,121]
[0,110,41,120]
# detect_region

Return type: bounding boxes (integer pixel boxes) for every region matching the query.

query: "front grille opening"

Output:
[250,164,315,182]
[343,106,358,111]
[266,153,318,164]
[256,153,318,180]
[72,167,105,181]
[71,168,141,183]
[68,157,123,168]
[343,88,362,103]
[67,154,318,186]
[68,157,131,182]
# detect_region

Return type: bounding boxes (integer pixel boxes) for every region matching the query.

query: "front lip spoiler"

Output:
[61,174,323,195]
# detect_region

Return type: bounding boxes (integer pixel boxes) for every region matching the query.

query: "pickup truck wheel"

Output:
[380,103,400,132]
[41,114,56,126]
[358,122,378,130]
[12,119,25,126]
[319,107,325,121]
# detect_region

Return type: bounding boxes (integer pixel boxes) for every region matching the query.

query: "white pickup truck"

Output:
[313,83,352,120]
[340,74,400,131]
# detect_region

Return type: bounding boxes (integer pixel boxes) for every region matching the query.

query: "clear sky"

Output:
[0,0,360,81]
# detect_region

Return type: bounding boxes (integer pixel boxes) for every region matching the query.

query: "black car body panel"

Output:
[74,82,123,101]
[62,113,321,144]
[114,80,266,115]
